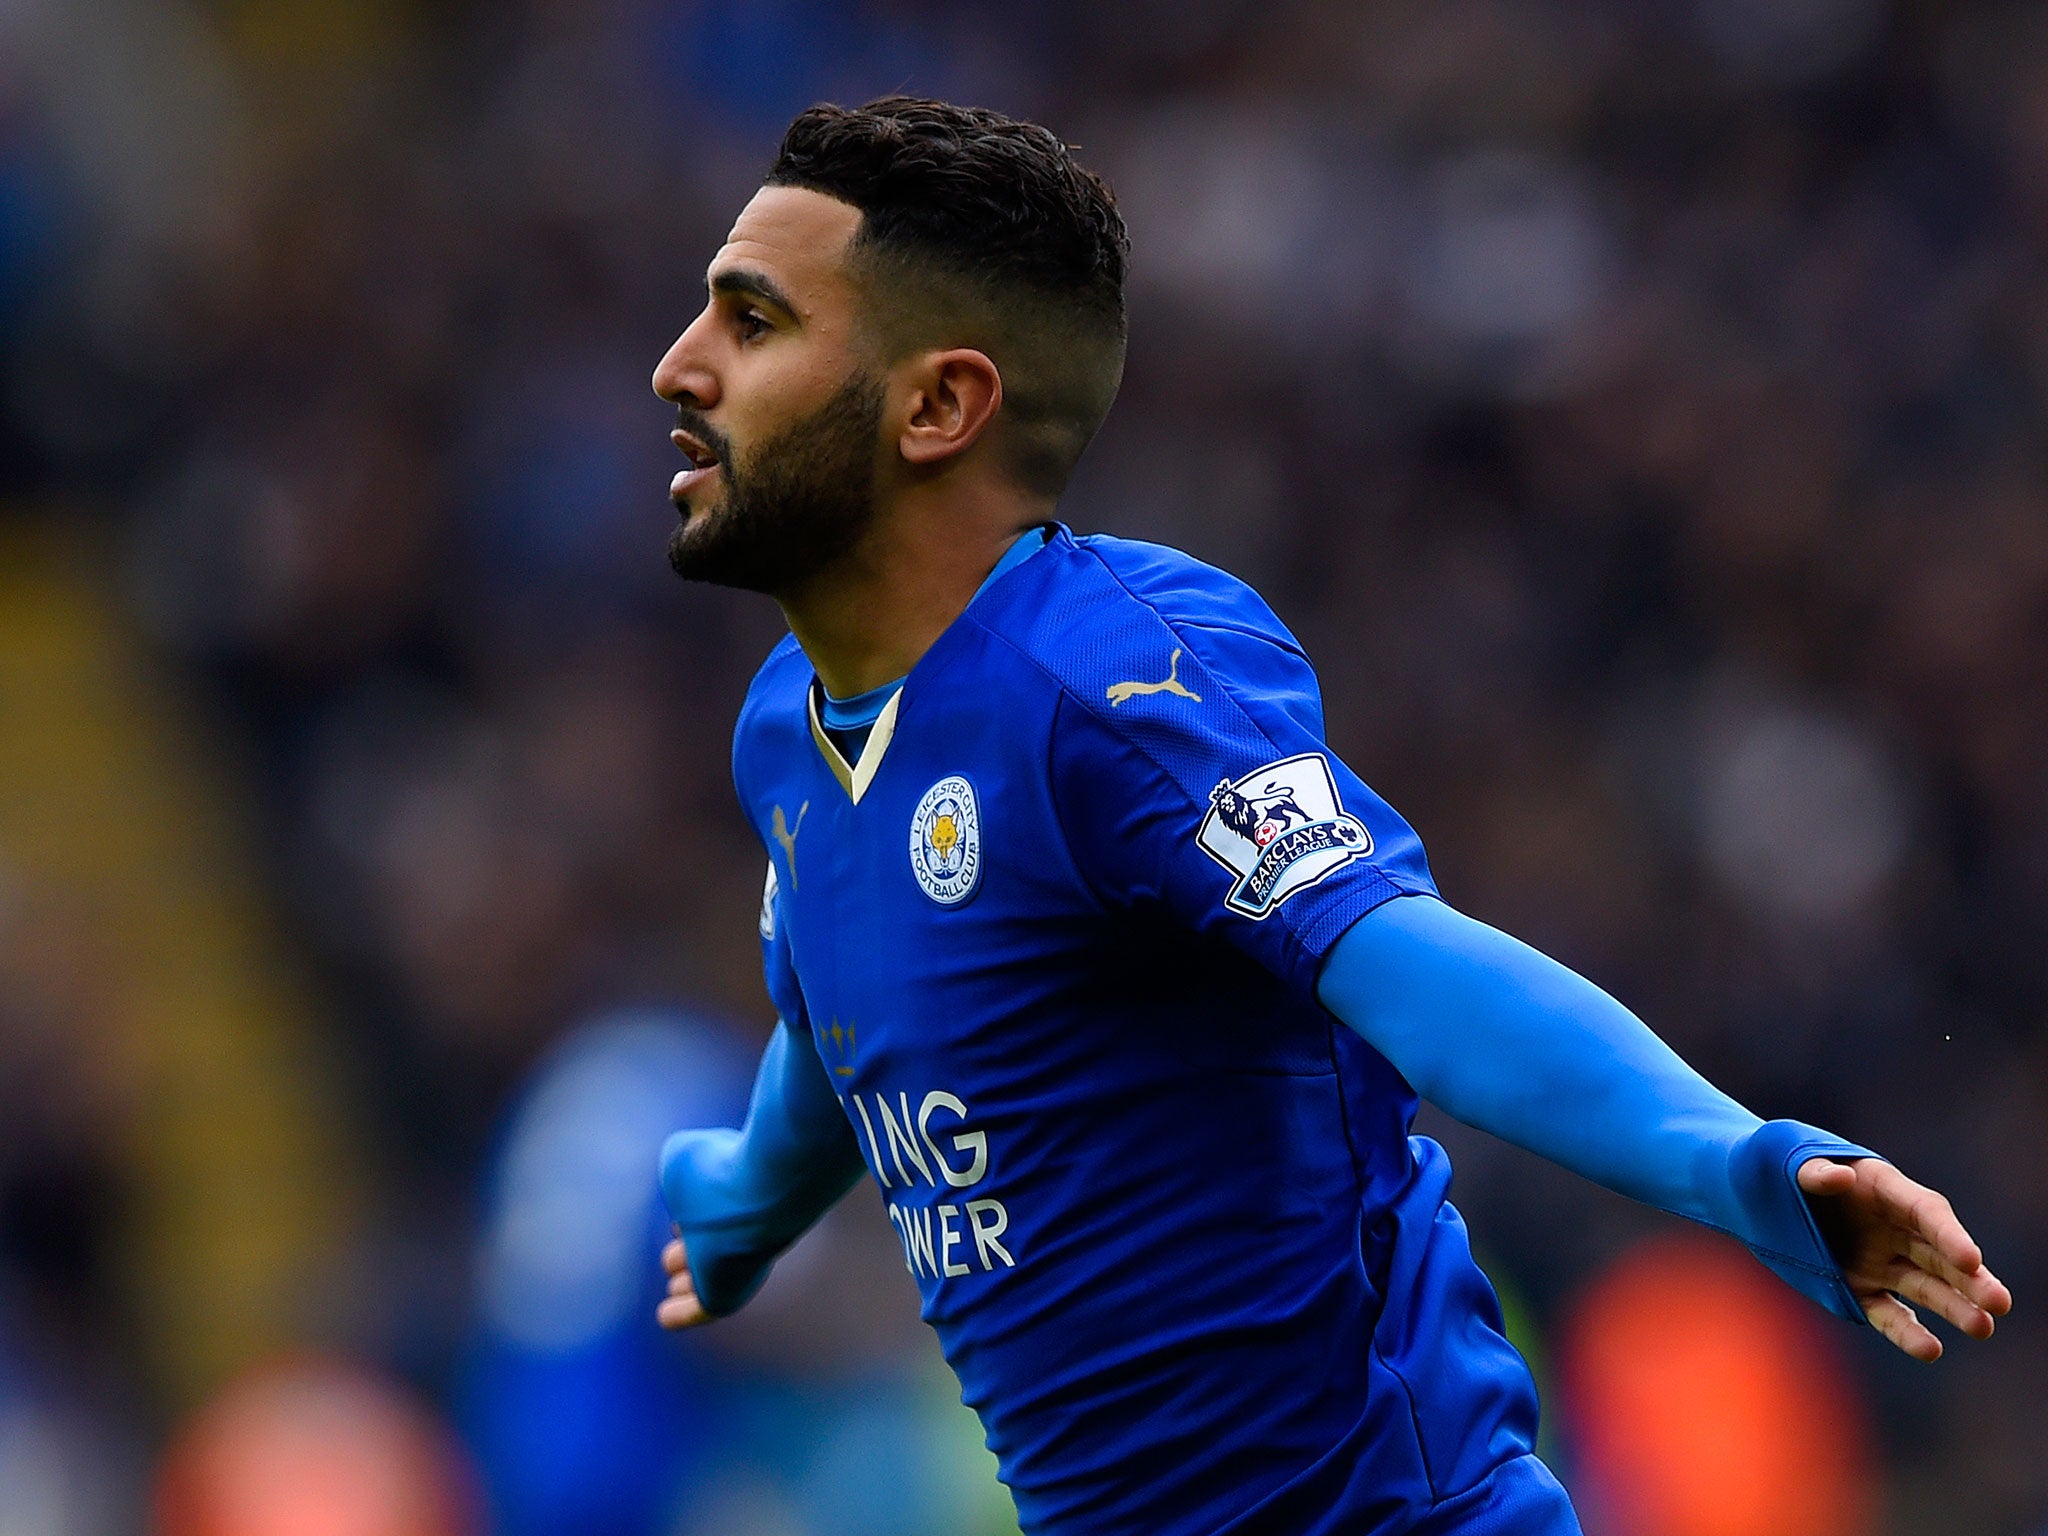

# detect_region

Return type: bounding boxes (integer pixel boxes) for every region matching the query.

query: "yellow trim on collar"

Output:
[807,684,902,805]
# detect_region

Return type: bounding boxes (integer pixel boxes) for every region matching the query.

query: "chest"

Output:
[751,684,1093,1082]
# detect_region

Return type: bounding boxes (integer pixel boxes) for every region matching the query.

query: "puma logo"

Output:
[1106,648,1202,708]
[771,800,809,890]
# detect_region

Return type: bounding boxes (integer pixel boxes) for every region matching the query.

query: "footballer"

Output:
[648,98,2010,1535]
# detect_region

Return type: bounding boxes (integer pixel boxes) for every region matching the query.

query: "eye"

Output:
[734,308,770,342]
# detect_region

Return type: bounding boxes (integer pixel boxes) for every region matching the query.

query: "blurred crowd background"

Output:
[0,0,2043,1533]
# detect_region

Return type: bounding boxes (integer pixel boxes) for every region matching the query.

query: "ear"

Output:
[897,349,1003,468]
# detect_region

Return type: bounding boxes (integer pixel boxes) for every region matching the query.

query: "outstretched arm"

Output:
[656,1018,867,1327]
[1317,894,2010,1359]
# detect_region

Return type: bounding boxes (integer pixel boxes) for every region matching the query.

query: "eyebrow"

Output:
[709,266,798,319]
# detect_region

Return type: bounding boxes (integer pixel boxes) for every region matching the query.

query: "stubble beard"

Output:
[667,371,887,596]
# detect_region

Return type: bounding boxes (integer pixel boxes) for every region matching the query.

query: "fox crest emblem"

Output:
[910,775,982,906]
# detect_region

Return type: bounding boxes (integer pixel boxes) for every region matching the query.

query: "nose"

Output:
[652,308,719,409]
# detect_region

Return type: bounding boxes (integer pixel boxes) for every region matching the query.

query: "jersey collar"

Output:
[802,523,1059,803]
[807,681,902,804]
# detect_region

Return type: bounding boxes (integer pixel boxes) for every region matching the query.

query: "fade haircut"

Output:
[766,97,1130,499]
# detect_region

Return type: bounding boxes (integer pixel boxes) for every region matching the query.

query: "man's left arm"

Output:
[1318,893,2013,1360]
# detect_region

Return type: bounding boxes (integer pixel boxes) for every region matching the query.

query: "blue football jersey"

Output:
[732,527,1567,1535]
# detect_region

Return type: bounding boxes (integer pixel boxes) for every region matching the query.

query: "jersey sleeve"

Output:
[1050,621,1437,1001]
[756,860,808,1030]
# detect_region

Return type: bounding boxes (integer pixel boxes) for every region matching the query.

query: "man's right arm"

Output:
[1317,893,2011,1357]
[656,1017,867,1326]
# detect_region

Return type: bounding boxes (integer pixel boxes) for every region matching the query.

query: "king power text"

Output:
[848,1089,1016,1281]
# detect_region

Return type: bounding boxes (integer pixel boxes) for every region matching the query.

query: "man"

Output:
[649,98,2009,1535]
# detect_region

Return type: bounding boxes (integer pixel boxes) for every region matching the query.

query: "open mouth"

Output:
[670,427,723,505]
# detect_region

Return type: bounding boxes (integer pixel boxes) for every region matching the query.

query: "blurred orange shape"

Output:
[152,1357,479,1536]
[1559,1234,1875,1536]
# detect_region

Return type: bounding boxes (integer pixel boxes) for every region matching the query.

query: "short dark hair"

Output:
[766,97,1130,498]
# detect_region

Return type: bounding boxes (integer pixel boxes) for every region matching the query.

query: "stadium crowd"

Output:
[0,1,2041,1532]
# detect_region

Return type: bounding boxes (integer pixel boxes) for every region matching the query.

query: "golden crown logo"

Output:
[821,1016,858,1078]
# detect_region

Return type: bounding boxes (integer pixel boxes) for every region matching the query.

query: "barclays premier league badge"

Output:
[910,775,982,906]
[1197,752,1371,919]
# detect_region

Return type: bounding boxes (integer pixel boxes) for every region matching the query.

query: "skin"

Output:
[658,1172,2014,1350]
[657,1235,705,1330]
[651,185,1057,700]
[1796,1155,2009,1360]
[647,186,2013,1359]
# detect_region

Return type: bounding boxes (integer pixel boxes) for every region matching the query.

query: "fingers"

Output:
[1861,1164,2015,1318]
[1804,1156,2015,1351]
[1972,1267,2013,1319]
[657,1260,710,1329]
[657,1291,710,1330]
[1797,1157,1857,1196]
[1862,1291,1942,1363]
[1883,1260,1999,1341]
[1902,1233,2013,1318]
[1867,1163,1980,1270]
[656,1233,713,1330]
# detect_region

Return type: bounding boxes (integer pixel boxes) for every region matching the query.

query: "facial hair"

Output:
[667,371,886,595]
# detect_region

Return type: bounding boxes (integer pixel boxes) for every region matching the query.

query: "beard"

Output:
[667,371,887,595]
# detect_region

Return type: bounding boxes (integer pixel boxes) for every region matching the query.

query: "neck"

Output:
[777,480,1051,698]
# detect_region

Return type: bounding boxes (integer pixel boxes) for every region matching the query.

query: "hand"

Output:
[1798,1157,2012,1361]
[656,1231,712,1330]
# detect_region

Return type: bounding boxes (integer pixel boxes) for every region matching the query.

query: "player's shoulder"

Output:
[1068,529,1305,650]
[972,526,1317,720]
[735,631,810,725]
[730,633,811,793]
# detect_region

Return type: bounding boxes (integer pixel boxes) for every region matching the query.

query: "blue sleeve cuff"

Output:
[660,1127,772,1317]
[658,1023,866,1317]
[1727,1119,1878,1325]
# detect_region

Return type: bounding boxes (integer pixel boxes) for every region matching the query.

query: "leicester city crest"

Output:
[1196,752,1371,919]
[909,775,982,906]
